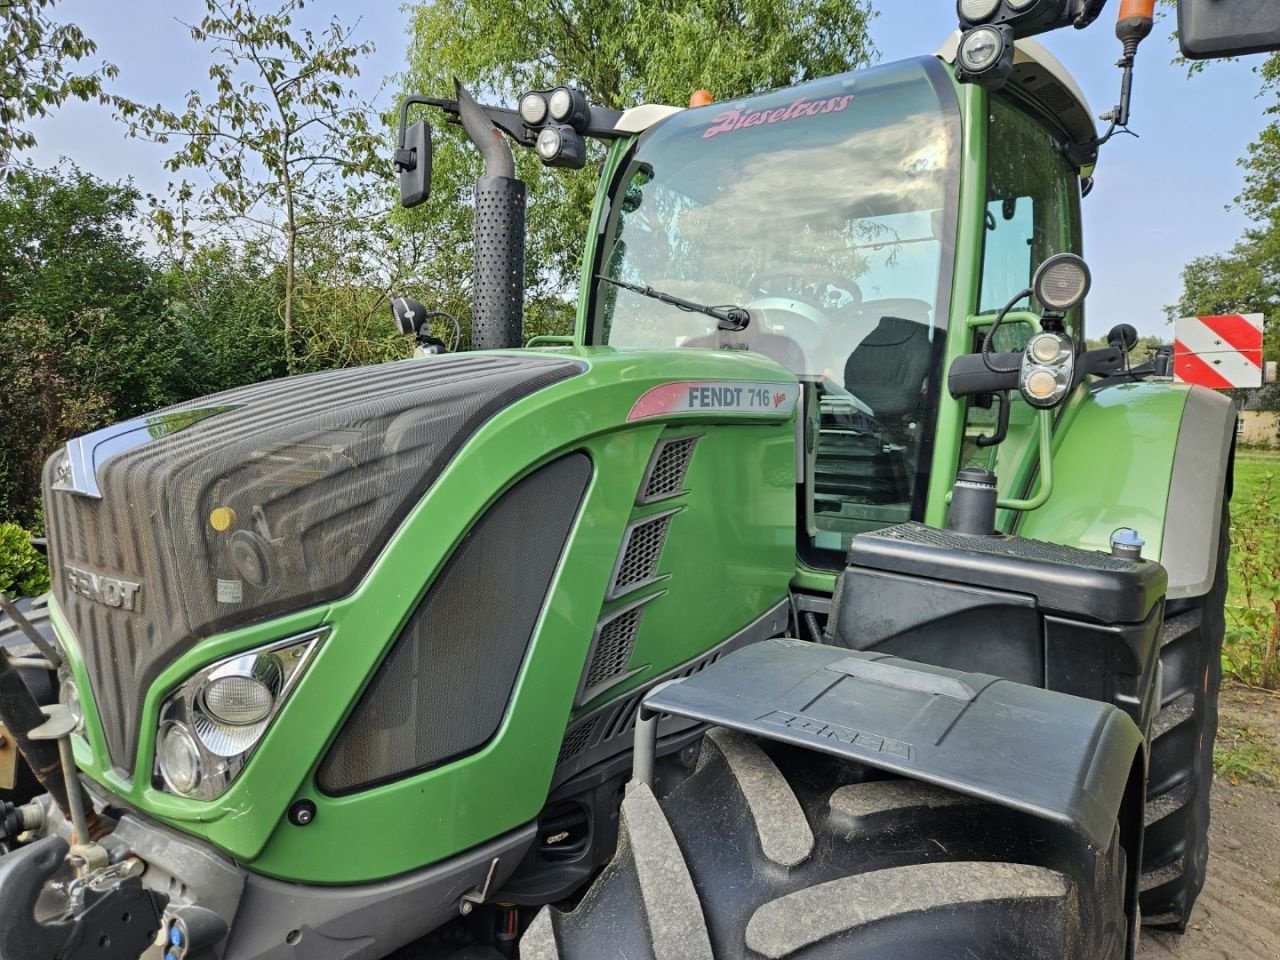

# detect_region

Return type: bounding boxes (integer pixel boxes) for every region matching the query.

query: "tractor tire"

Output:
[524,727,1127,960]
[1139,504,1229,930]
[0,594,58,807]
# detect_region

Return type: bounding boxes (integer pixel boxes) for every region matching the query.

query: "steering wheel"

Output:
[752,267,863,313]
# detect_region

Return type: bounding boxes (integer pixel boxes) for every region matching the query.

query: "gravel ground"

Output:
[1138,685,1280,959]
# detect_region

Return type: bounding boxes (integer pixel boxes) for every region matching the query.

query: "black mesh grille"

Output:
[608,512,675,599]
[317,453,592,794]
[639,437,697,504]
[556,718,598,765]
[579,600,652,704]
[44,355,581,774]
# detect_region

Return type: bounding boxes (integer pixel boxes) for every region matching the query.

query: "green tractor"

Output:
[0,1,1275,958]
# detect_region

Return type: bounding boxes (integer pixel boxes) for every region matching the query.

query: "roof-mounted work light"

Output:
[955,24,1015,88]
[535,124,586,169]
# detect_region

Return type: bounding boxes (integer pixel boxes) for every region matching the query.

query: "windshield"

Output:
[592,58,961,561]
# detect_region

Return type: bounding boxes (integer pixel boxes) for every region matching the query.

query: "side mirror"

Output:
[395,120,432,209]
[1179,0,1280,60]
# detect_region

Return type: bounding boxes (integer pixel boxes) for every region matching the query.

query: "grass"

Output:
[1214,719,1280,786]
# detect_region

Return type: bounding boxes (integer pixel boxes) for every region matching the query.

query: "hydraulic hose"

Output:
[0,650,101,840]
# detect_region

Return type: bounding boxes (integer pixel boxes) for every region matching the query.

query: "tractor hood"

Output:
[42,354,583,772]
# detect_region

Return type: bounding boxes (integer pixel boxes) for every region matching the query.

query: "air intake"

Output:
[607,510,678,600]
[638,436,697,504]
[576,593,661,706]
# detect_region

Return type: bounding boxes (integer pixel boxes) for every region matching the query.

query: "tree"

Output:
[0,165,184,527]
[0,0,121,172]
[399,0,878,341]
[1169,51,1280,409]
[126,0,383,372]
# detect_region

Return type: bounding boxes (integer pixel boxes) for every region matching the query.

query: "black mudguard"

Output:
[645,638,1143,851]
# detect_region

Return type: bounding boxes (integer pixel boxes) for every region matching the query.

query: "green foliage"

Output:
[0,164,187,527]
[0,0,122,171]
[0,522,50,596]
[399,0,877,342]
[125,0,385,372]
[1225,467,1280,689]
[1170,51,1280,411]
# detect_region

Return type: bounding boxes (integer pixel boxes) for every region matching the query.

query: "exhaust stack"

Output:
[456,80,525,351]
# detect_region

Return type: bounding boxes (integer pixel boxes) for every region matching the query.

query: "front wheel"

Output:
[1139,502,1230,929]
[524,728,1127,959]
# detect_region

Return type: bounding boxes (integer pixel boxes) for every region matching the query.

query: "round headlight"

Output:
[158,723,203,795]
[519,92,548,126]
[202,674,274,726]
[536,126,563,161]
[548,87,574,122]
[1005,0,1036,8]
[958,0,1000,23]
[1024,368,1061,401]
[1029,333,1068,365]
[959,26,1004,72]
[59,677,84,732]
[1034,253,1092,312]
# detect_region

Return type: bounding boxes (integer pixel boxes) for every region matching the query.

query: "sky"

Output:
[25,1,1272,337]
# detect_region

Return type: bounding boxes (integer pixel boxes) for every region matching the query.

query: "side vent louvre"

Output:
[639,436,697,504]
[608,510,677,600]
[577,594,662,706]
[557,717,598,765]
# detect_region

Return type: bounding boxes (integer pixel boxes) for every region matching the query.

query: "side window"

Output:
[979,97,1083,338]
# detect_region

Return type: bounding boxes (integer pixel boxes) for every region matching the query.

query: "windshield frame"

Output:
[584,56,964,570]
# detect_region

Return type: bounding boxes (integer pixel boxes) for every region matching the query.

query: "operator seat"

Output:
[843,314,932,421]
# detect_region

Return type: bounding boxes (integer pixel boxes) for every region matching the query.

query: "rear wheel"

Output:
[1139,503,1229,930]
[525,727,1127,959]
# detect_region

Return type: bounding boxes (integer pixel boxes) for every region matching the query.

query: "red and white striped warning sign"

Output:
[1174,314,1264,389]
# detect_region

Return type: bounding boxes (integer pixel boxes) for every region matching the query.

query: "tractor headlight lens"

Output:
[536,126,562,161]
[1029,333,1068,365]
[203,674,274,726]
[1033,254,1092,313]
[959,26,1003,72]
[59,676,84,734]
[155,630,324,800]
[548,87,574,122]
[958,0,1000,23]
[519,92,548,126]
[1025,368,1061,400]
[158,722,202,796]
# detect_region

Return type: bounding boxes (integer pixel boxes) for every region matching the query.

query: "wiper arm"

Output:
[596,275,750,331]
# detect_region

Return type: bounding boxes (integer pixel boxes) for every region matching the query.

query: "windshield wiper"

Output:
[596,274,750,331]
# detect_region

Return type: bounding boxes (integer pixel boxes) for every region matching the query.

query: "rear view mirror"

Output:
[395,120,432,208]
[1178,0,1280,59]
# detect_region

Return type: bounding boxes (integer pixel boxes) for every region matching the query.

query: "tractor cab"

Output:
[582,46,1093,564]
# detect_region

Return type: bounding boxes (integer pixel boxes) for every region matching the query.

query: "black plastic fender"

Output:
[644,638,1143,851]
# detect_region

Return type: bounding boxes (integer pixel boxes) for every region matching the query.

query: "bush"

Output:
[1225,473,1280,689]
[0,523,50,598]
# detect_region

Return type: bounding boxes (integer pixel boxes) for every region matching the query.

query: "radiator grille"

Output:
[316,453,591,794]
[639,436,697,504]
[577,594,662,706]
[608,511,676,599]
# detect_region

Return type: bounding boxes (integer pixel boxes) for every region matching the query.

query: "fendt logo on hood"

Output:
[64,564,142,612]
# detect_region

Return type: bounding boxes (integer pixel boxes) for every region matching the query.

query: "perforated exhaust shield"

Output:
[42,355,582,772]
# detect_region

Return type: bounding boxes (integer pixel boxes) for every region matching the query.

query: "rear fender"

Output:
[1017,383,1234,599]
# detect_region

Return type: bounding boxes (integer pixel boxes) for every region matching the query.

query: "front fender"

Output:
[645,638,1143,852]
[1018,382,1233,599]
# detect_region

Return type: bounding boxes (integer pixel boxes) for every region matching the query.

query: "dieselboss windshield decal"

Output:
[628,381,801,422]
[702,94,855,140]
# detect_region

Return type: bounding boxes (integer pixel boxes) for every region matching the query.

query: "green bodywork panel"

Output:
[57,347,797,883]
[1017,382,1192,560]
